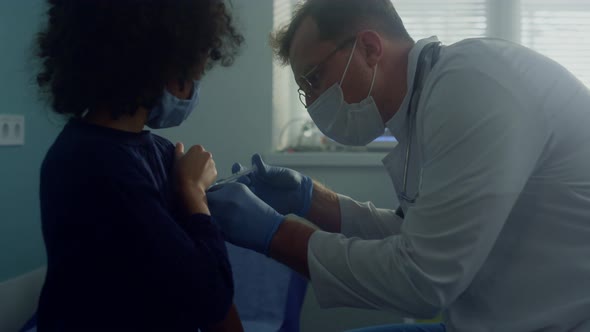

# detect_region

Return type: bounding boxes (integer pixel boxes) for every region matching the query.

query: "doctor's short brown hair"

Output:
[271,0,413,65]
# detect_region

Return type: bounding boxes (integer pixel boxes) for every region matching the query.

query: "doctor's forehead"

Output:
[289,16,332,75]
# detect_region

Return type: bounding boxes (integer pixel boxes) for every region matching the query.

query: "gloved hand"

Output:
[206,182,285,255]
[232,154,313,217]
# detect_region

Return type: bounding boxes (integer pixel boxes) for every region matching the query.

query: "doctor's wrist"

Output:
[305,181,341,233]
[269,218,316,279]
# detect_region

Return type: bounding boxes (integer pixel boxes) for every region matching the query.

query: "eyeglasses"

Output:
[297,37,357,108]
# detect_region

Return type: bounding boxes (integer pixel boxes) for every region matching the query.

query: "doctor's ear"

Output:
[358,30,383,68]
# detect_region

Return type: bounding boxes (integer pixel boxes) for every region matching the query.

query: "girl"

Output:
[36,1,244,330]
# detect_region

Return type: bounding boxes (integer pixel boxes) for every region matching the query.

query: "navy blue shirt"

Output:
[38,119,233,331]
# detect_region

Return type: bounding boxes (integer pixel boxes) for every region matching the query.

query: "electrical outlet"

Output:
[0,114,25,146]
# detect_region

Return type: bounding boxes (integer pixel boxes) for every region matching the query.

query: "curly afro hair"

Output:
[36,0,244,118]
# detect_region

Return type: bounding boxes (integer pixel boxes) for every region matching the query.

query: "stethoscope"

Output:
[397,42,442,209]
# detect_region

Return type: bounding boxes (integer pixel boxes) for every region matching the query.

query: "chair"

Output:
[0,247,311,332]
[227,244,308,332]
[0,267,46,332]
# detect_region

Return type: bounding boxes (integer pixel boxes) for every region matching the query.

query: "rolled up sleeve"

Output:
[339,194,403,240]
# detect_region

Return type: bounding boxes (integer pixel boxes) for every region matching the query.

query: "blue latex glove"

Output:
[207,182,285,255]
[232,154,313,217]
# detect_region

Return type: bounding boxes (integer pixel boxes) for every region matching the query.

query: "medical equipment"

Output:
[307,39,385,147]
[212,166,257,187]
[147,80,201,129]
[398,42,441,205]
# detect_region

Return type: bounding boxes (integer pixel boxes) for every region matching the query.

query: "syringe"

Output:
[210,165,257,188]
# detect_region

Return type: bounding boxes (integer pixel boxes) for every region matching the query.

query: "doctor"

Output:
[207,0,590,331]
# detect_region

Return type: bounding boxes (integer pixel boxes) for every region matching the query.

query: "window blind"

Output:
[521,0,590,86]
[391,0,488,44]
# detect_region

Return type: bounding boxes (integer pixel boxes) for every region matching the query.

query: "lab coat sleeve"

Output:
[338,194,403,239]
[307,66,549,317]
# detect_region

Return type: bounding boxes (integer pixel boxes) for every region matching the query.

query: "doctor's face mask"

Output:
[306,39,385,146]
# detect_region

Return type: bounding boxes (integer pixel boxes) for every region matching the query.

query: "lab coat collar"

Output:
[381,36,440,205]
[385,36,441,137]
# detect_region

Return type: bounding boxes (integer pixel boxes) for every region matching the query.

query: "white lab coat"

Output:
[307,37,590,332]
